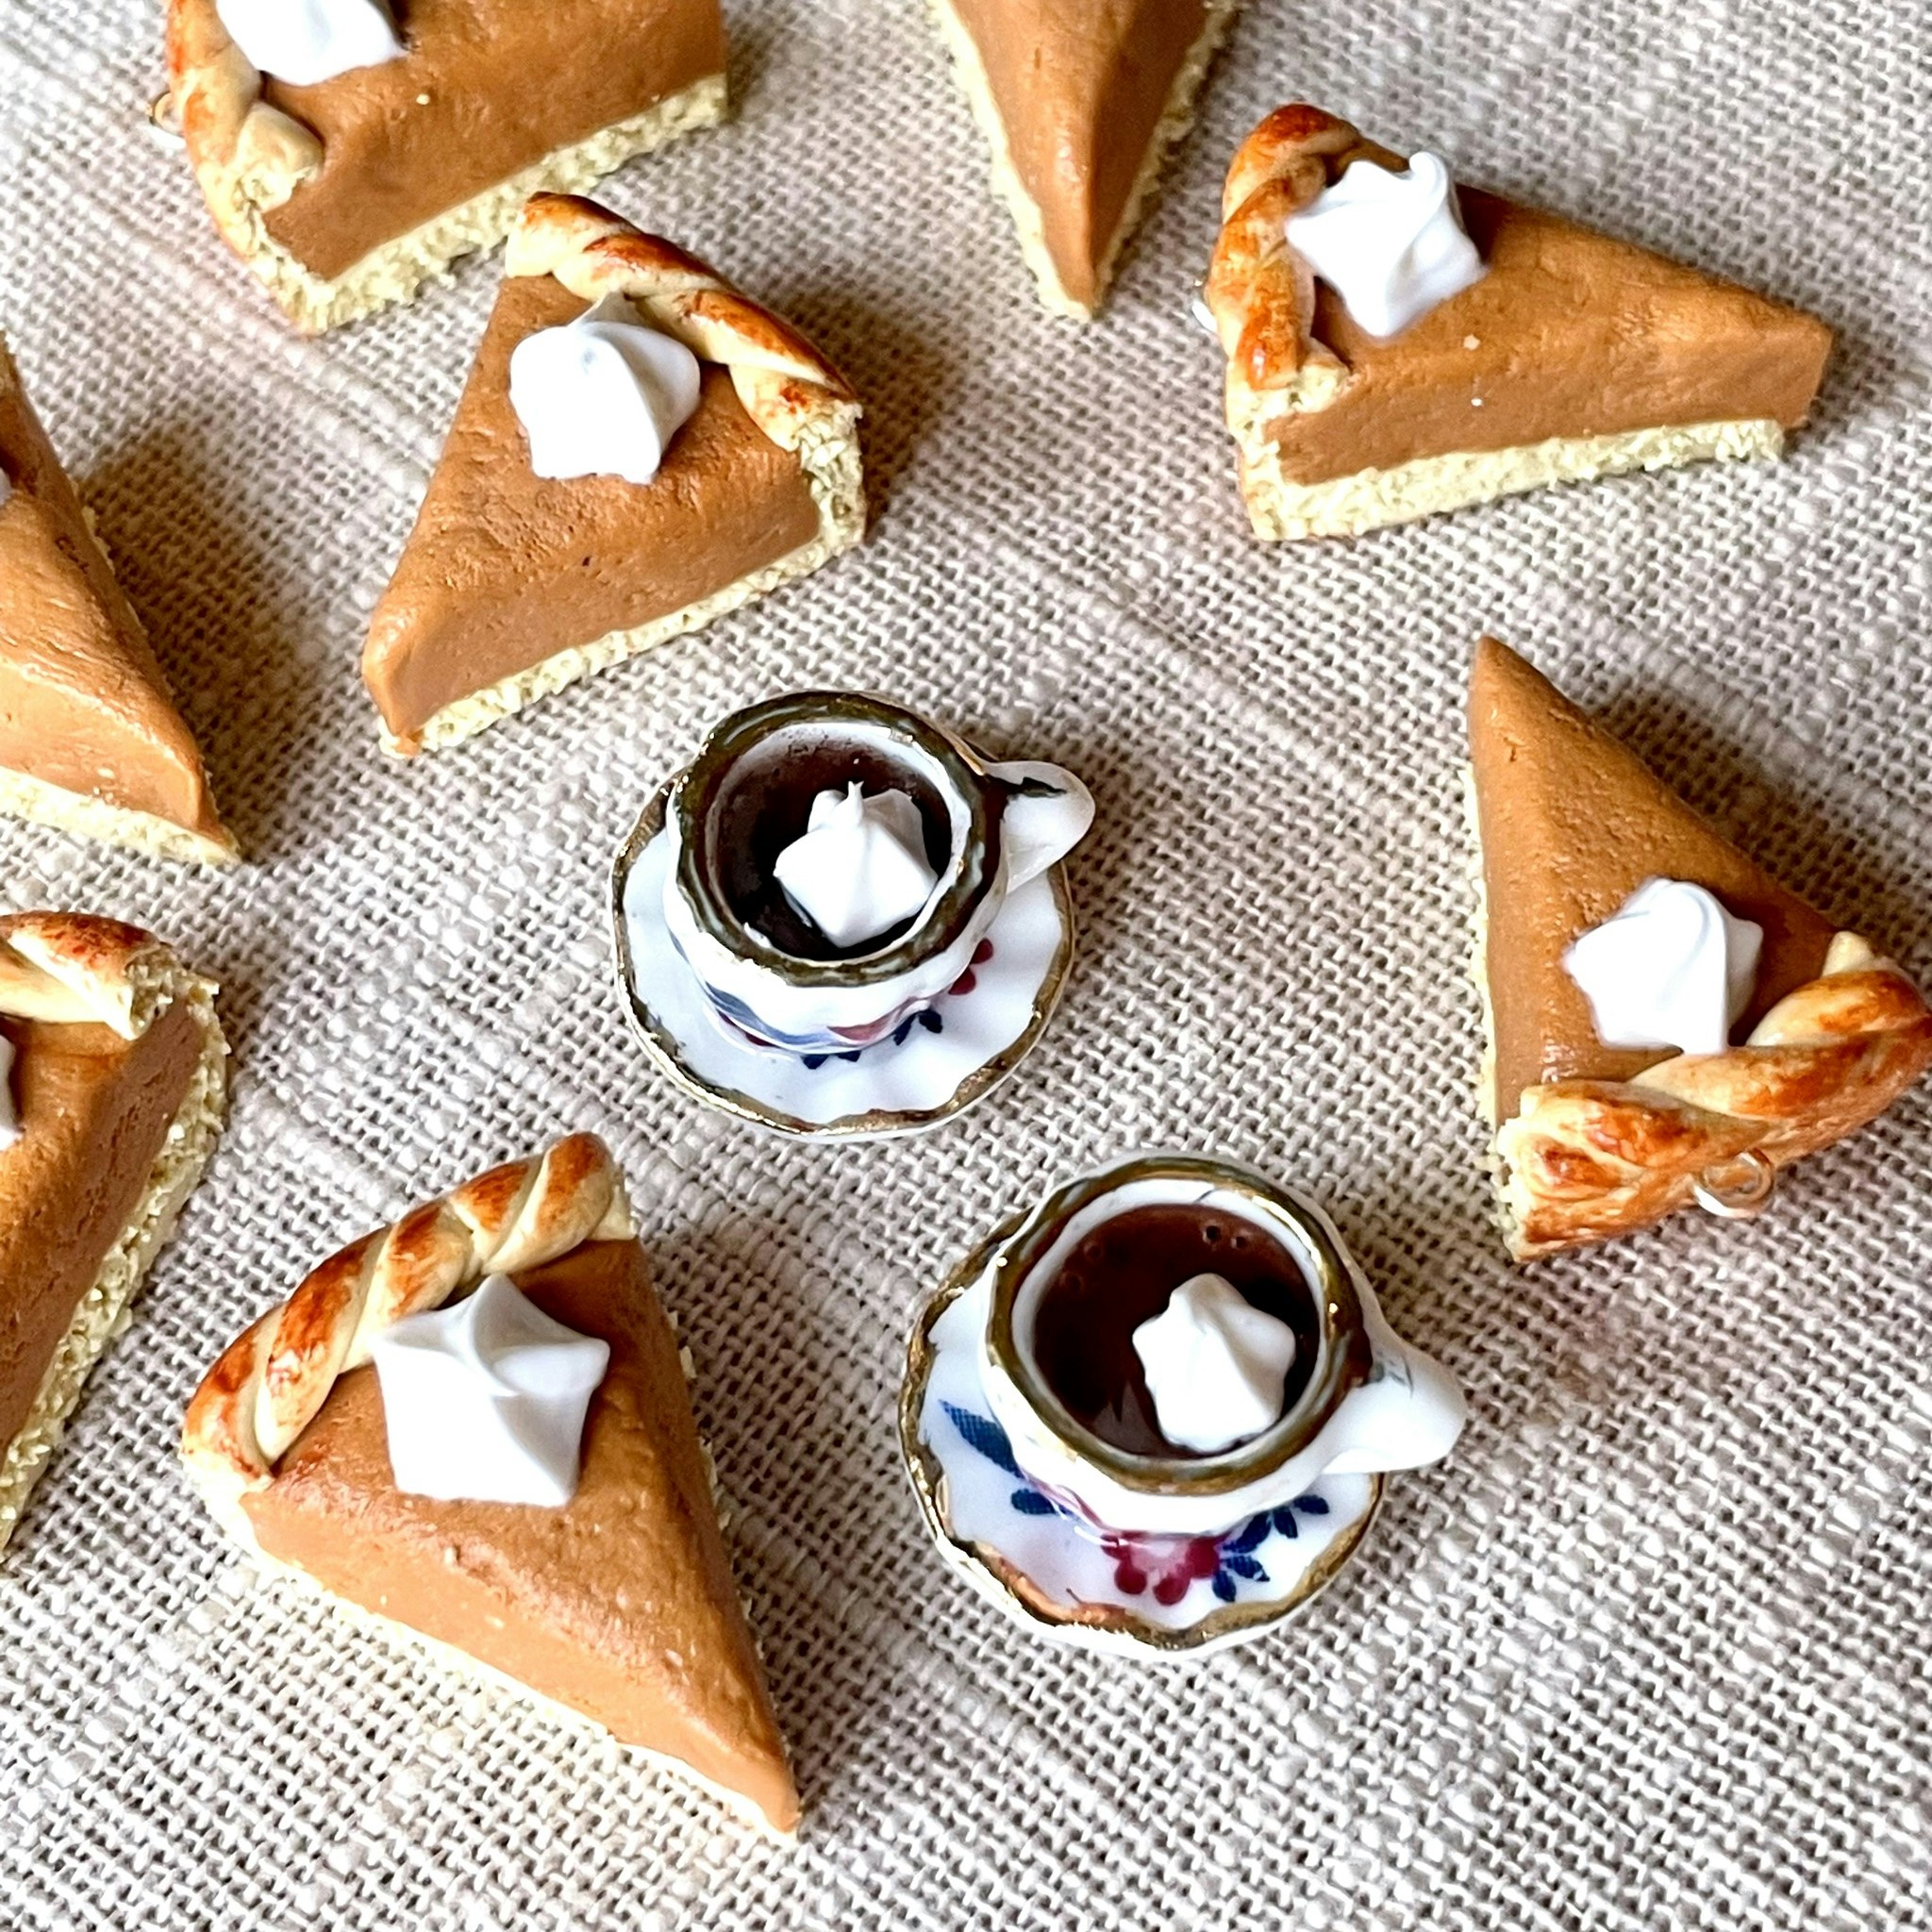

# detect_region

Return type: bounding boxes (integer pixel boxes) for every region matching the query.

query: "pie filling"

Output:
[0,1002,205,1451]
[1269,191,1833,488]
[0,368,228,844]
[1468,639,1837,1124]
[362,276,822,743]
[946,0,1208,308]
[241,1238,798,1831]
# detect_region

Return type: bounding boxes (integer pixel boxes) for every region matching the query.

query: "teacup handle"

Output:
[984,761,1095,890]
[1319,1339,1467,1476]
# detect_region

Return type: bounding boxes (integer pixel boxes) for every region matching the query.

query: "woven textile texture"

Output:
[3,1,1930,1925]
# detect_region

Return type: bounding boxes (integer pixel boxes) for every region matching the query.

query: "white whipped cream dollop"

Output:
[215,0,405,88]
[1564,877,1764,1057]
[1131,1272,1298,1457]
[0,1036,21,1151]
[508,292,702,487]
[1285,151,1485,338]
[773,783,941,950]
[372,1273,609,1507]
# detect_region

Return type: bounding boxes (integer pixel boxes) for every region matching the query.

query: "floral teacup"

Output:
[979,1154,1466,1541]
[657,691,1092,1057]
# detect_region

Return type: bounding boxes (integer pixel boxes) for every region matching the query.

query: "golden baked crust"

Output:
[0,910,185,1037]
[505,194,861,454]
[1496,935,1932,1258]
[162,2,727,333]
[0,912,226,1550]
[180,1134,634,1531]
[1205,105,1829,539]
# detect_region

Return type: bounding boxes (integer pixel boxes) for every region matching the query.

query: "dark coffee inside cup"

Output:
[1028,1202,1321,1459]
[708,731,955,961]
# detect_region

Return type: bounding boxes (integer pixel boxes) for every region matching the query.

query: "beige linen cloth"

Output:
[2,1,1928,1925]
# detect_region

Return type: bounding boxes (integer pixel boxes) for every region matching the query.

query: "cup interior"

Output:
[991,1158,1373,1494]
[673,695,1002,988]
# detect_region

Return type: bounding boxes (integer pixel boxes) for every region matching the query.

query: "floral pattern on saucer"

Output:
[901,1261,1382,1657]
[610,790,1075,1139]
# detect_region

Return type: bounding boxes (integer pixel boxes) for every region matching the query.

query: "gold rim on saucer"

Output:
[608,781,1077,1140]
[898,1218,1384,1656]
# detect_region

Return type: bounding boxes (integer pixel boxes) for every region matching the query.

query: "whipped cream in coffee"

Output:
[774,783,940,949]
[1133,1273,1298,1454]
[709,732,954,961]
[1029,1204,1317,1459]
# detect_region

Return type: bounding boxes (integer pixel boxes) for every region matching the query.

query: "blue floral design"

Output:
[943,1402,1060,1518]
[941,1402,1332,1605]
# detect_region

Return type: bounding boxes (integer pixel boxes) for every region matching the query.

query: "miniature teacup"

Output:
[979,1155,1466,1540]
[658,691,1092,1056]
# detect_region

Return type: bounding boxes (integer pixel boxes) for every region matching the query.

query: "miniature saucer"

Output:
[899,1230,1383,1658]
[610,788,1076,1139]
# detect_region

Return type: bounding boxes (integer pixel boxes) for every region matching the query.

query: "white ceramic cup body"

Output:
[979,1162,1466,1539]
[660,703,1091,1055]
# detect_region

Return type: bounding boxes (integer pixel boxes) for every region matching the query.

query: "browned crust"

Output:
[1499,938,1932,1257]
[504,193,859,453]
[0,912,182,1037]
[180,1135,636,1504]
[1202,105,1394,408]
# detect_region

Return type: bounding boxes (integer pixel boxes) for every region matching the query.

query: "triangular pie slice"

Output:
[1206,106,1834,539]
[2,912,227,1550]
[165,0,729,332]
[361,193,864,754]
[1469,637,1932,1259]
[932,0,1243,317]
[0,338,237,865]
[181,1135,800,1834]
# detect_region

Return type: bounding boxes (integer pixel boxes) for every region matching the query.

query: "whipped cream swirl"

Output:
[773,783,941,950]
[1286,151,1485,338]
[372,1273,610,1507]
[508,292,703,487]
[1132,1272,1298,1456]
[215,0,405,88]
[1564,877,1764,1057]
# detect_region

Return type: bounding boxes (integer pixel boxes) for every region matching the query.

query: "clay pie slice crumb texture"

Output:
[0,339,236,866]
[165,0,729,333]
[180,1135,800,1835]
[932,0,1243,318]
[1,913,227,1551]
[1206,106,1833,539]
[362,193,865,754]
[1468,637,1932,1260]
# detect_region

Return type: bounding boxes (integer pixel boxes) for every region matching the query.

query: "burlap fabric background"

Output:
[2,0,1929,1924]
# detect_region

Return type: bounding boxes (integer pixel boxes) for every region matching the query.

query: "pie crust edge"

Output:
[0,912,227,1549]
[164,4,728,335]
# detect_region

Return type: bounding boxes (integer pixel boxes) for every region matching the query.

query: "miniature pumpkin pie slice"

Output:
[0,338,236,866]
[164,0,729,333]
[180,1134,800,1834]
[933,0,1243,317]
[1205,106,1834,539]
[362,192,864,754]
[1,912,227,1551]
[1469,637,1932,1259]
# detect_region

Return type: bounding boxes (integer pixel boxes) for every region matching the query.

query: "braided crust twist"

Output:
[505,193,860,454]
[164,2,325,249]
[181,1136,635,1525]
[1498,935,1932,1257]
[0,911,205,1039]
[1203,105,1395,435]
